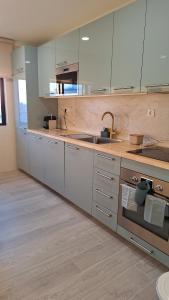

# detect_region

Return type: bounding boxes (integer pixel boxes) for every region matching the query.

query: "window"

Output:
[0,78,6,126]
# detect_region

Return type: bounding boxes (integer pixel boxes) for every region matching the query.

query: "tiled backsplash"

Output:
[58,93,169,141]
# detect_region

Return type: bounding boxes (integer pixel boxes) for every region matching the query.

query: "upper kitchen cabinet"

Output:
[55,29,79,67]
[38,40,56,97]
[79,14,114,95]
[141,0,169,92]
[111,0,146,93]
[12,46,25,76]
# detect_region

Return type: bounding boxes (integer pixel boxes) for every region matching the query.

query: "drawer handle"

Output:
[95,188,113,199]
[67,145,79,151]
[96,153,115,161]
[48,140,58,144]
[113,86,134,91]
[129,237,153,255]
[96,171,114,181]
[38,137,43,140]
[95,205,112,218]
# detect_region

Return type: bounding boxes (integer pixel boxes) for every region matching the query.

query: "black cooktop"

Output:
[127,146,169,163]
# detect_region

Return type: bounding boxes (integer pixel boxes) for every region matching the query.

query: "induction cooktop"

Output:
[127,146,169,163]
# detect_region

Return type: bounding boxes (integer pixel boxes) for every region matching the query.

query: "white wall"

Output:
[0,41,17,172]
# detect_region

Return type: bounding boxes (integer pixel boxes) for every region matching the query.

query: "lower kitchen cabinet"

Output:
[16,128,30,173]
[92,151,121,231]
[43,137,64,194]
[65,143,94,214]
[28,133,45,183]
[92,202,117,231]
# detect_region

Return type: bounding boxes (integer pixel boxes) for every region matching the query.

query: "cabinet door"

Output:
[28,134,45,182]
[12,46,25,76]
[142,0,169,90]
[44,138,64,195]
[111,0,146,93]
[16,128,30,173]
[38,40,56,97]
[55,30,79,66]
[65,144,94,214]
[79,14,113,95]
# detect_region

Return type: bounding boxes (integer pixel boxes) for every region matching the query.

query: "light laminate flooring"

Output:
[0,171,167,300]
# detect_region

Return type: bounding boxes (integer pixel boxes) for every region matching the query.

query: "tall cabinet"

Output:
[141,0,169,91]
[111,0,146,93]
[79,14,114,95]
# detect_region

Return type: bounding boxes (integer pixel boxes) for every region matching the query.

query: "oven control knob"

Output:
[154,185,163,192]
[131,176,139,183]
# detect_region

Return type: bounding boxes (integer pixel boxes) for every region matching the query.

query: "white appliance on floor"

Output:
[156,272,169,300]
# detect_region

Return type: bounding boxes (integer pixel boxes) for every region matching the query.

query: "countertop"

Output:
[27,128,169,172]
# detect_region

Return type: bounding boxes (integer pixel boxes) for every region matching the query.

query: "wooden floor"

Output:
[0,171,167,300]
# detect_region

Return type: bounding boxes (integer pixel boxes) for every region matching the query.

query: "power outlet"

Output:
[147,108,156,117]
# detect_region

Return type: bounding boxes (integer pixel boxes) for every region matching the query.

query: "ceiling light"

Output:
[81,36,90,41]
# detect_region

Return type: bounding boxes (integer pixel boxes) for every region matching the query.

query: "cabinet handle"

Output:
[96,171,114,181]
[48,140,58,144]
[145,83,169,88]
[38,137,42,140]
[113,86,134,91]
[95,188,113,199]
[92,88,107,93]
[66,145,79,151]
[96,153,115,161]
[95,204,112,217]
[129,237,153,255]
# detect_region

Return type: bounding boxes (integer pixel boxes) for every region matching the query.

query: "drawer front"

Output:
[117,225,169,268]
[92,202,117,231]
[93,184,118,213]
[94,151,120,175]
[94,168,119,196]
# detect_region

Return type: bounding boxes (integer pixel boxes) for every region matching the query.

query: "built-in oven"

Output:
[56,63,78,95]
[118,168,169,255]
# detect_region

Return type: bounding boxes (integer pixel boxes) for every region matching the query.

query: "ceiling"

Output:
[0,0,134,45]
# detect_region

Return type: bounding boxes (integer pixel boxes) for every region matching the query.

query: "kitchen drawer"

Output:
[93,184,118,213]
[94,168,119,196]
[92,202,117,231]
[117,225,169,268]
[94,151,120,175]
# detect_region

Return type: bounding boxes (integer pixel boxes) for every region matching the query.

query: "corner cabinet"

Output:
[79,14,114,95]
[55,29,79,66]
[38,40,56,97]
[141,0,169,91]
[65,144,94,214]
[111,0,146,93]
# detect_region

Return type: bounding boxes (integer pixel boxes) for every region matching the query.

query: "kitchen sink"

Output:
[62,134,122,144]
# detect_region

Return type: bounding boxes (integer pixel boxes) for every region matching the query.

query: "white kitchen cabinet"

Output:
[65,143,94,214]
[38,40,56,97]
[12,46,25,76]
[55,30,79,67]
[141,0,169,91]
[43,137,64,195]
[16,128,30,174]
[111,0,146,93]
[79,14,113,95]
[28,133,45,183]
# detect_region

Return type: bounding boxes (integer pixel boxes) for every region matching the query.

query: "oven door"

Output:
[56,63,78,95]
[118,179,169,255]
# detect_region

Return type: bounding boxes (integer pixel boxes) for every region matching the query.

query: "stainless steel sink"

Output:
[62,134,122,144]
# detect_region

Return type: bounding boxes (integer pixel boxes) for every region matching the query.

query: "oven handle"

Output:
[129,237,153,255]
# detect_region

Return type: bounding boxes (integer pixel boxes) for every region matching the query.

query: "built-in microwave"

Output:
[56,63,78,95]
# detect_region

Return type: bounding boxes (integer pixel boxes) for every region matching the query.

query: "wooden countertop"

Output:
[27,128,169,172]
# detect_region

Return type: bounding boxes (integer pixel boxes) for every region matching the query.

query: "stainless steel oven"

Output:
[56,63,78,95]
[118,168,169,255]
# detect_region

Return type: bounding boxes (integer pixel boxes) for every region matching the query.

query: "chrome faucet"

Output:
[101,111,116,138]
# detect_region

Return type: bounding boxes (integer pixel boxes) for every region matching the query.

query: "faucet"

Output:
[101,111,116,138]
